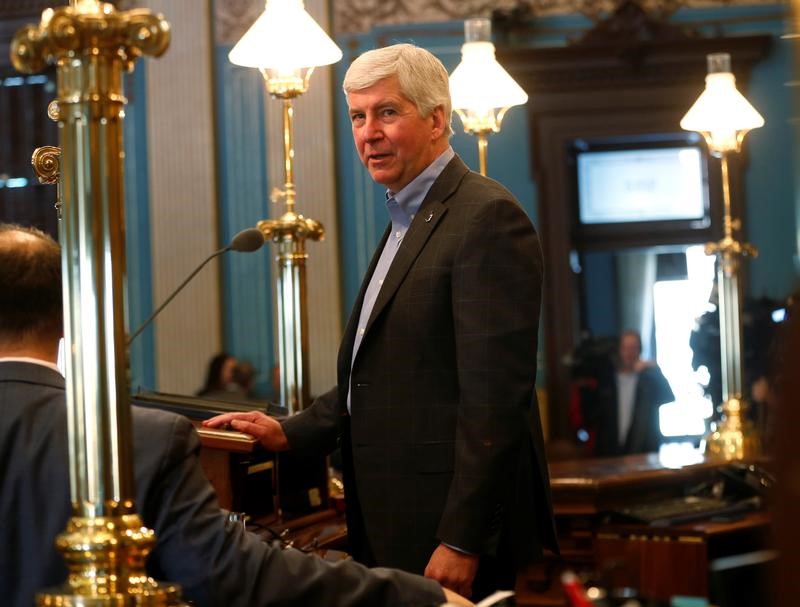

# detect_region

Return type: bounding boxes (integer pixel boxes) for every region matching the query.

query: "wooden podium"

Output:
[194,423,273,515]
[133,392,329,521]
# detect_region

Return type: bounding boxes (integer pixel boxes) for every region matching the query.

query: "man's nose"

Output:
[362,115,382,140]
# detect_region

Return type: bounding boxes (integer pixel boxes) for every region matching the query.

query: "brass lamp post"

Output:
[228,0,341,414]
[12,1,178,604]
[449,18,528,176]
[681,52,765,461]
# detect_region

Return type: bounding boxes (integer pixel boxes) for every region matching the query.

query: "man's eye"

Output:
[381,108,396,117]
[350,114,364,124]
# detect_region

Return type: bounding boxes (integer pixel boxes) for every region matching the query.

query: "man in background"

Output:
[0,223,471,607]
[206,43,557,599]
[592,329,675,456]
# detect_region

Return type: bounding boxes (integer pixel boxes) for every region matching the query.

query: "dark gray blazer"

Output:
[0,361,445,607]
[284,155,558,574]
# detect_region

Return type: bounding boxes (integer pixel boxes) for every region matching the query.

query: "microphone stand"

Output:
[127,228,264,346]
[127,246,230,346]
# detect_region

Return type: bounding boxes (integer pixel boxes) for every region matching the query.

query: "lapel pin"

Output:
[425,212,434,223]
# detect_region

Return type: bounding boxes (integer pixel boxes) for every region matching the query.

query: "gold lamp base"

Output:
[37,514,183,607]
[703,396,761,461]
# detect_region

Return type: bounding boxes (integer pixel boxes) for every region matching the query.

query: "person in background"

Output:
[233,360,257,400]
[590,329,674,456]
[196,352,238,398]
[0,223,472,607]
[206,43,557,600]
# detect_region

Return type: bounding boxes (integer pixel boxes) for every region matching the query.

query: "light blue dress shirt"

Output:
[347,146,455,413]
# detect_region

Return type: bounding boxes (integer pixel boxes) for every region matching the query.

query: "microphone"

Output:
[127,228,265,346]
[228,227,266,253]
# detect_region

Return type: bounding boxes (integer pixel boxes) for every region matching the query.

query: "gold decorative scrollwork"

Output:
[31,146,61,185]
[258,213,325,243]
[47,100,59,122]
[11,4,170,75]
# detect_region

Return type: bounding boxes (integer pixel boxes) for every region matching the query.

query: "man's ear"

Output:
[429,105,446,140]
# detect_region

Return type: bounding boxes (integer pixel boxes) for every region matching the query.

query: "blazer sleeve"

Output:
[436,195,544,553]
[280,384,341,454]
[141,413,445,607]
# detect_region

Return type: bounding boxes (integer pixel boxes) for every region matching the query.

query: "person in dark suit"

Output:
[206,43,557,599]
[0,223,471,607]
[590,329,675,457]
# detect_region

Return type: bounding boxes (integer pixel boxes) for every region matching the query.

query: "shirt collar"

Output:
[0,356,62,375]
[386,147,455,222]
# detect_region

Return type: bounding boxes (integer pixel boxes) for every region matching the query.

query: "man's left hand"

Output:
[424,544,479,598]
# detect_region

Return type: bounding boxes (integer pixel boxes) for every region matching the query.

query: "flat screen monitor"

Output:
[577,146,707,225]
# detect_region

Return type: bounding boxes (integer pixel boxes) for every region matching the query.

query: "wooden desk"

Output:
[516,453,771,606]
[195,424,278,517]
[594,511,770,601]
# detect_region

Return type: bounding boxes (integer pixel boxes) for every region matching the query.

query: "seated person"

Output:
[234,360,257,399]
[0,224,471,607]
[196,352,239,399]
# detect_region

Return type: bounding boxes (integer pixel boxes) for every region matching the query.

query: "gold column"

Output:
[12,2,178,604]
[704,151,760,460]
[258,80,324,414]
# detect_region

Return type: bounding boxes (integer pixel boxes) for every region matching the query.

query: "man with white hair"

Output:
[207,43,558,599]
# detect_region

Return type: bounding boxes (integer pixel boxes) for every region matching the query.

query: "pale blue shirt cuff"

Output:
[442,542,476,556]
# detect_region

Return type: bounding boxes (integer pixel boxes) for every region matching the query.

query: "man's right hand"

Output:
[442,588,475,606]
[203,411,289,451]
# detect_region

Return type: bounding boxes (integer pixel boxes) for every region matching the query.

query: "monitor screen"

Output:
[577,146,706,225]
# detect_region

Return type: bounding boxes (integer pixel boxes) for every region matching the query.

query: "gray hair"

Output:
[343,43,453,136]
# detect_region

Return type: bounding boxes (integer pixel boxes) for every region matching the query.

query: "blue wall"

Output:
[213,46,276,398]
[124,66,155,392]
[123,46,277,397]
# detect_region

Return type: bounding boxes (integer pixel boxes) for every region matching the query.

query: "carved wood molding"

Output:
[575,0,696,45]
[332,0,779,35]
[498,34,772,93]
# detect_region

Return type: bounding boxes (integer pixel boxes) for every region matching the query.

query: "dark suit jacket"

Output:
[592,365,675,457]
[0,361,444,607]
[284,155,558,575]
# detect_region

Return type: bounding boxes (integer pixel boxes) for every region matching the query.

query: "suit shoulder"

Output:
[453,173,535,230]
[459,170,518,202]
[131,405,194,440]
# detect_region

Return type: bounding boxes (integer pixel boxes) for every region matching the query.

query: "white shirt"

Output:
[616,371,638,447]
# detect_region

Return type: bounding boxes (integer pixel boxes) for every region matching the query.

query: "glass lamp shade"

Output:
[449,40,528,134]
[228,0,342,73]
[680,53,764,154]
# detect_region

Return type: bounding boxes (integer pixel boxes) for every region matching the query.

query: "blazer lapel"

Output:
[362,155,469,338]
